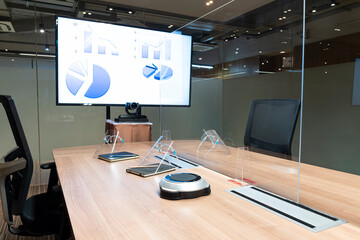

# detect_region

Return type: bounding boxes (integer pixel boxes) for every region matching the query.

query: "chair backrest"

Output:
[0,95,33,224]
[244,99,300,156]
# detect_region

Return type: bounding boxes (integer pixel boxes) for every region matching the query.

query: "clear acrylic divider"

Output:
[155,0,301,203]
[230,146,252,186]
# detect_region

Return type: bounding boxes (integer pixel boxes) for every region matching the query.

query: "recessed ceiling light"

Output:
[284,10,287,13]
[280,51,285,54]
[108,7,113,11]
[279,17,283,20]
[83,11,86,14]
[288,9,291,12]
[312,7,317,13]
[206,1,213,6]
[235,52,238,54]
[279,68,281,70]
[334,28,341,32]
[88,12,92,15]
[246,30,249,33]
[243,65,246,68]
[331,0,338,7]
[128,11,133,14]
[258,32,260,34]
[324,62,327,64]
[199,57,202,60]
[259,51,262,54]
[168,25,173,28]
[283,16,286,19]
[281,41,287,44]
[280,29,283,32]
[269,27,272,30]
[236,48,239,50]
[39,23,45,33]
[5,48,8,51]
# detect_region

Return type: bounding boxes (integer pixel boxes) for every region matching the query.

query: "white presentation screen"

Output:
[56,17,192,106]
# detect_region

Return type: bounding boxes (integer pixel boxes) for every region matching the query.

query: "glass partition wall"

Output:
[1,0,359,232]
[159,0,304,202]
[0,1,304,199]
[300,0,360,224]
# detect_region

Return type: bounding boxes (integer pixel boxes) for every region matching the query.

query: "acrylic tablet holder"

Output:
[94,131,126,159]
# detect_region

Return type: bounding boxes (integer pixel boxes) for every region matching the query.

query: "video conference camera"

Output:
[125,102,141,115]
[115,102,148,122]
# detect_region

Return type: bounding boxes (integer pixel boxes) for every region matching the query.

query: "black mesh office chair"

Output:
[0,95,70,239]
[244,99,300,156]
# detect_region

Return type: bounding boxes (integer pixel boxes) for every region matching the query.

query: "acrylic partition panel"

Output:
[0,0,304,201]
[158,0,303,201]
[300,0,360,225]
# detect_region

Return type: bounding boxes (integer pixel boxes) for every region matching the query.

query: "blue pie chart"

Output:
[66,61,110,98]
[154,65,173,80]
[142,64,173,80]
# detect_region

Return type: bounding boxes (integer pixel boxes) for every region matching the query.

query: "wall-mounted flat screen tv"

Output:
[56,17,192,106]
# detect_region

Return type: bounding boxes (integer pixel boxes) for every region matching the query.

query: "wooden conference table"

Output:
[53,140,360,240]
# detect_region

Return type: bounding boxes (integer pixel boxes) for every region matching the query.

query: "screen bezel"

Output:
[55,16,192,107]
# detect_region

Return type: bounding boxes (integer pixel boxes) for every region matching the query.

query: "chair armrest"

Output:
[40,162,59,193]
[0,158,26,177]
[40,161,56,170]
[0,157,27,225]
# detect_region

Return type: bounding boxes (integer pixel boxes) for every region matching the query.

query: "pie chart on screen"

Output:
[66,60,110,98]
[142,64,173,80]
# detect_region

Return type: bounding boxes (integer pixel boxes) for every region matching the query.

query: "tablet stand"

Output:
[137,136,178,174]
[94,131,126,158]
[196,129,230,156]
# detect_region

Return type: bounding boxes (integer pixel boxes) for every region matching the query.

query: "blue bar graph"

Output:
[142,45,149,58]
[165,40,171,60]
[154,50,160,59]
[98,45,105,54]
[84,31,92,53]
